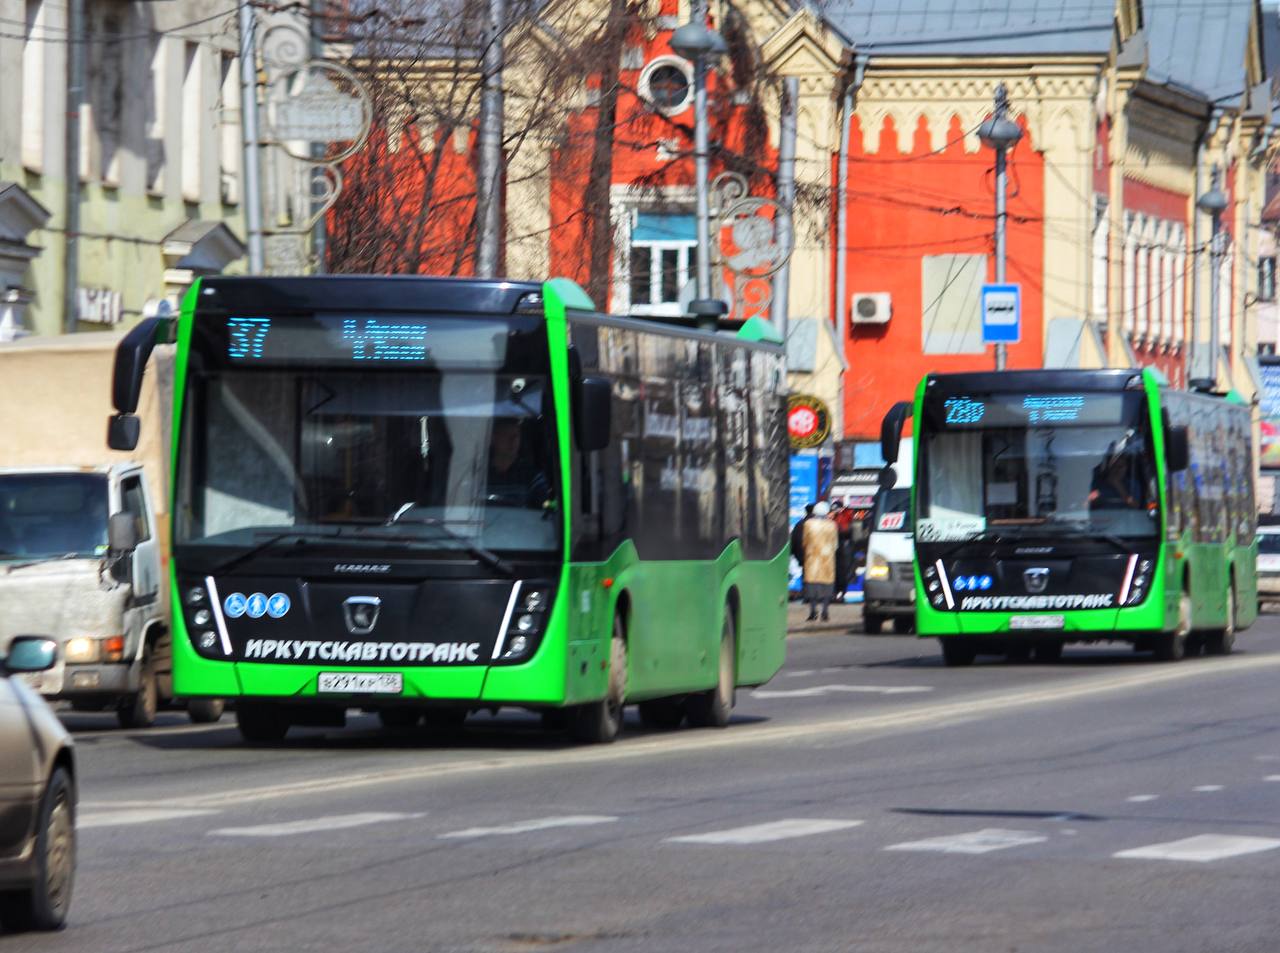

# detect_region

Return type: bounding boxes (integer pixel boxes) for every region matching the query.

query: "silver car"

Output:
[0,637,75,932]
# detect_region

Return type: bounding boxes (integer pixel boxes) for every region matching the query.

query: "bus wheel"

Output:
[940,639,976,667]
[638,699,685,731]
[237,703,290,745]
[863,612,884,635]
[1032,640,1064,663]
[187,698,225,724]
[687,611,736,728]
[1155,593,1191,662]
[1206,586,1236,656]
[570,616,628,744]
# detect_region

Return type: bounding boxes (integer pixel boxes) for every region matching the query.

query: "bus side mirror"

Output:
[1165,425,1190,472]
[108,414,141,451]
[880,401,911,465]
[576,377,612,452]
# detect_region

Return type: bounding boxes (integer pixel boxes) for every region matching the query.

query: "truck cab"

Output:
[0,465,218,727]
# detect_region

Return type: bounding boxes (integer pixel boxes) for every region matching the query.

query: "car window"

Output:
[121,477,151,543]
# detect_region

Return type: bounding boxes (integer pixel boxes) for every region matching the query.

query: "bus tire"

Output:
[186,698,225,724]
[638,699,685,731]
[116,644,158,730]
[940,639,976,667]
[570,616,627,744]
[863,612,884,635]
[687,610,736,729]
[1033,640,1064,663]
[237,703,290,745]
[1155,593,1192,662]
[1206,585,1236,656]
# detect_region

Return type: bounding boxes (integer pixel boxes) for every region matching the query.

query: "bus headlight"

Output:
[497,581,555,661]
[185,586,207,606]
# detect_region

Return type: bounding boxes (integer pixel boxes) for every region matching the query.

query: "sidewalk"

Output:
[786,600,862,636]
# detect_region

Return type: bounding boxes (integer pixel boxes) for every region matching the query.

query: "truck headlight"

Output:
[866,555,890,580]
[65,637,100,664]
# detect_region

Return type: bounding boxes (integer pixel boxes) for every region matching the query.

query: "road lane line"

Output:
[752,685,933,699]
[667,819,862,845]
[79,808,220,829]
[1125,795,1159,802]
[440,815,617,839]
[1264,775,1280,782]
[142,652,1280,811]
[209,812,423,838]
[1114,834,1280,863]
[884,828,1048,855]
[1193,785,1224,792]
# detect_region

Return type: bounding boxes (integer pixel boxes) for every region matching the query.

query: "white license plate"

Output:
[317,672,403,695]
[1009,615,1065,630]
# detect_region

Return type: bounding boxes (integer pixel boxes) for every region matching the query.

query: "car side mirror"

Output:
[576,377,612,452]
[1165,424,1190,472]
[3,637,57,675]
[108,413,141,451]
[108,512,138,554]
[878,465,897,490]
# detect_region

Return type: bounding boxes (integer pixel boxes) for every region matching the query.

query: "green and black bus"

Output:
[108,276,790,743]
[880,368,1256,665]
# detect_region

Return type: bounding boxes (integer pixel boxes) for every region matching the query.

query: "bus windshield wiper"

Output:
[209,528,340,577]
[346,511,517,578]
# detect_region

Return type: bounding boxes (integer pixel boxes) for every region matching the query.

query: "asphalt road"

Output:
[7,605,1280,952]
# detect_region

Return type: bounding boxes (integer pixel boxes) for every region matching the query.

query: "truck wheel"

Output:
[0,767,75,931]
[236,703,290,745]
[116,646,158,729]
[686,610,736,729]
[570,615,628,744]
[186,699,225,724]
[892,616,914,635]
[1155,592,1192,662]
[863,612,884,635]
[1206,586,1236,656]
[940,639,976,667]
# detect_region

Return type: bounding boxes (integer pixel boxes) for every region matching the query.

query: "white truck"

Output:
[0,333,222,727]
[862,438,916,634]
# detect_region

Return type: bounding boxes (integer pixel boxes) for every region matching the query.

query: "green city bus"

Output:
[880,368,1256,665]
[107,276,790,743]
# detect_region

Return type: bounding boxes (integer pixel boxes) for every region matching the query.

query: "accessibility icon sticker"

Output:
[246,592,269,619]
[224,593,248,619]
[266,592,291,619]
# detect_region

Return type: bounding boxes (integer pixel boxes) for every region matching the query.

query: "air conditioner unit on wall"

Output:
[851,292,891,326]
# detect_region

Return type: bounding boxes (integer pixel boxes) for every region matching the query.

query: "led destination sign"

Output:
[936,393,1129,429]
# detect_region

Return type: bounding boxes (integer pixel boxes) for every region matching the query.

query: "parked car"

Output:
[1258,524,1280,610]
[0,637,75,932]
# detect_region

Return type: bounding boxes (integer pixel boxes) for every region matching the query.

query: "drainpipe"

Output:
[771,76,798,340]
[62,0,85,333]
[835,56,866,345]
[1192,109,1222,386]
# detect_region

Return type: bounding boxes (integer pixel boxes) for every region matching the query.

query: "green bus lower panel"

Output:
[916,585,1169,637]
[234,662,488,700]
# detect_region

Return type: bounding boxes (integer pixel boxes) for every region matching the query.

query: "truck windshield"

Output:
[873,488,912,533]
[176,313,559,556]
[917,390,1158,543]
[0,473,109,561]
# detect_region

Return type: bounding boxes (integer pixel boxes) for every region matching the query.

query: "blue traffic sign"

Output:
[981,283,1021,344]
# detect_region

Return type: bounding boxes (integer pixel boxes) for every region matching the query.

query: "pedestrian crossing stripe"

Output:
[1113,834,1280,863]
[884,828,1048,855]
[440,816,617,839]
[209,812,422,838]
[666,819,863,845]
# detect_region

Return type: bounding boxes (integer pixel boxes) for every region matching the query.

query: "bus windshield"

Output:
[176,313,559,555]
[917,390,1158,543]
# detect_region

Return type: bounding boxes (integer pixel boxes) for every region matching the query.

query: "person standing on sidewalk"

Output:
[802,501,838,621]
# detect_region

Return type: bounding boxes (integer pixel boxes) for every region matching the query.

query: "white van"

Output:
[862,441,914,634]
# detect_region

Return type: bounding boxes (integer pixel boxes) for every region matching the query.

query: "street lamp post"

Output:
[670,2,727,331]
[1194,167,1228,391]
[978,84,1023,371]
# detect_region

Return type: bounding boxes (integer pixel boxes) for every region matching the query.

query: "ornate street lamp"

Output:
[1192,168,1228,391]
[978,84,1023,371]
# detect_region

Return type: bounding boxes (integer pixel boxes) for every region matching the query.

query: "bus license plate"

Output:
[1009,615,1064,630]
[317,672,403,695]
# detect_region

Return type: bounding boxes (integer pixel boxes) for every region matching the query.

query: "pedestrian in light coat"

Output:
[802,501,838,621]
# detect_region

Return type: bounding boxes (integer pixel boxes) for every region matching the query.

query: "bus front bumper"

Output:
[915,596,1167,640]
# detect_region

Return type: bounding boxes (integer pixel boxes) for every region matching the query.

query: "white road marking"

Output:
[667,819,863,845]
[752,684,933,699]
[78,808,220,829]
[1264,775,1280,782]
[785,670,817,678]
[440,815,617,839]
[209,812,422,838]
[1126,795,1160,803]
[1114,834,1280,863]
[127,652,1280,812]
[884,828,1048,855]
[1193,785,1224,792]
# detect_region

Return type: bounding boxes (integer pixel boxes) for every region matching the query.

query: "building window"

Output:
[921,254,987,355]
[219,53,240,204]
[628,212,697,316]
[181,42,202,202]
[639,57,693,115]
[21,0,45,171]
[145,38,167,192]
[1260,256,1276,302]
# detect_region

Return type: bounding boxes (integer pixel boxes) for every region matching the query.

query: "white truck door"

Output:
[119,472,160,605]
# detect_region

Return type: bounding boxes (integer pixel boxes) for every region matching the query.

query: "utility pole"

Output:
[771,77,798,341]
[1196,166,1228,390]
[239,2,265,273]
[978,84,1022,371]
[62,0,85,333]
[475,0,505,278]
